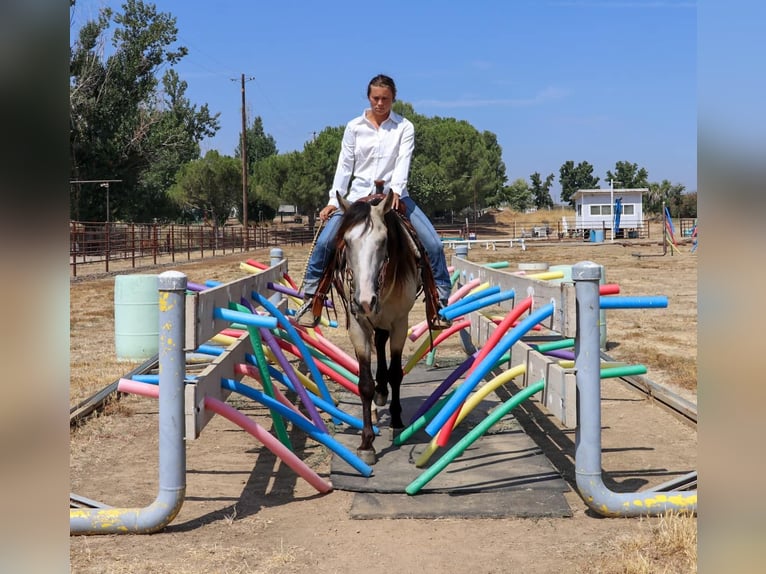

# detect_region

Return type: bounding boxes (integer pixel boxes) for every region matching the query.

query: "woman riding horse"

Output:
[296,74,452,329]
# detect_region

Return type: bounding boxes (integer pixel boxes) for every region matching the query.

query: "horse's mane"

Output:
[327,198,420,325]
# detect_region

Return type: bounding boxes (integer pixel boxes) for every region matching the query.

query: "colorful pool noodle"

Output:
[469,297,533,376]
[240,261,262,274]
[234,363,307,415]
[220,378,372,477]
[272,328,359,386]
[425,303,554,438]
[196,344,224,356]
[187,281,208,292]
[542,349,575,361]
[245,258,269,270]
[403,319,471,374]
[267,282,334,308]
[211,333,238,346]
[394,388,459,446]
[532,338,575,352]
[255,328,328,431]
[406,380,546,495]
[251,291,335,412]
[526,270,565,281]
[259,347,322,397]
[273,336,359,395]
[484,261,509,269]
[408,278,482,341]
[285,306,339,329]
[247,259,300,292]
[291,325,359,374]
[116,379,332,494]
[264,364,374,433]
[230,301,291,449]
[419,364,527,464]
[600,283,620,295]
[439,286,501,316]
[440,289,516,321]
[213,307,278,329]
[599,295,668,309]
[405,352,477,426]
[434,297,534,447]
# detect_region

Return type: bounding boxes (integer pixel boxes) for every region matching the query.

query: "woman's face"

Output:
[368,85,394,119]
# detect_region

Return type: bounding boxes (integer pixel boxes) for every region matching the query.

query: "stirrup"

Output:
[431,301,452,330]
[295,297,320,328]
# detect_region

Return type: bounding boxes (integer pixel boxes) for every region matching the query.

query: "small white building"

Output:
[572,188,647,236]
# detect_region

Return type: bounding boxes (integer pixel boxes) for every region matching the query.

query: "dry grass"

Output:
[580,512,697,573]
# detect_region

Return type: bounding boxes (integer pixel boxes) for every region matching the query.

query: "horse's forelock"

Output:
[337,202,373,240]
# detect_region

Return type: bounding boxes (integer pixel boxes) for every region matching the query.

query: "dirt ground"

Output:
[70,230,697,573]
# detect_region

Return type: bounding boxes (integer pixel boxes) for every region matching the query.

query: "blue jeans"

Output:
[302,196,452,301]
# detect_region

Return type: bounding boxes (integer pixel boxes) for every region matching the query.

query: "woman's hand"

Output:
[319,205,337,222]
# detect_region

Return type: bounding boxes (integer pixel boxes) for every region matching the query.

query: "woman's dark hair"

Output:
[367,74,397,101]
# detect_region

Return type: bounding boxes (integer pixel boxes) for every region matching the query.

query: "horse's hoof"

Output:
[374,392,388,407]
[371,407,378,425]
[357,448,377,466]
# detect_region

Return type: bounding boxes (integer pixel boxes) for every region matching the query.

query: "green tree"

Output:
[559,161,599,206]
[405,108,506,217]
[234,116,278,175]
[249,102,507,225]
[70,0,219,222]
[493,178,532,212]
[677,192,697,218]
[606,161,649,189]
[133,69,220,221]
[168,150,240,232]
[646,180,686,216]
[277,127,344,228]
[530,172,555,210]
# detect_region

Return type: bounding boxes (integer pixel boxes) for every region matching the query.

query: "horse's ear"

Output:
[336,191,351,212]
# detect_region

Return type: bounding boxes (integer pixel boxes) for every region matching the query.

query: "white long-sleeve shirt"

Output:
[327,109,414,208]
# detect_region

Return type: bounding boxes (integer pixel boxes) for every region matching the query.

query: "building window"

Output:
[589,205,601,216]
[622,204,635,215]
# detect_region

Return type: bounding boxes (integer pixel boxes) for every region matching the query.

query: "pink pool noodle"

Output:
[275,338,359,396]
[405,319,471,373]
[116,379,332,493]
[293,325,359,374]
[234,363,309,419]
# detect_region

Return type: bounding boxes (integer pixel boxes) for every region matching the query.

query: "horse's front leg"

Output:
[387,323,408,430]
[356,355,377,465]
[373,328,390,407]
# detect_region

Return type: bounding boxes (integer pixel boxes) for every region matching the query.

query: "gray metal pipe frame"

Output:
[572,261,697,517]
[71,271,188,534]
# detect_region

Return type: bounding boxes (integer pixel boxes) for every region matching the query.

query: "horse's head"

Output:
[336,190,397,319]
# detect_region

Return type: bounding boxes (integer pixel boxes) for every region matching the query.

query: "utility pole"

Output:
[609,178,615,243]
[233,74,255,249]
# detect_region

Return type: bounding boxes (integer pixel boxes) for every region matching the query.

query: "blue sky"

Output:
[70,0,697,199]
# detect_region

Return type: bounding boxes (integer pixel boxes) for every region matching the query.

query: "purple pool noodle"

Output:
[543,349,575,361]
[258,326,328,433]
[407,352,476,425]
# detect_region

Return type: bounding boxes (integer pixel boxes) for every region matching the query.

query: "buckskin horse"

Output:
[321,189,432,465]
